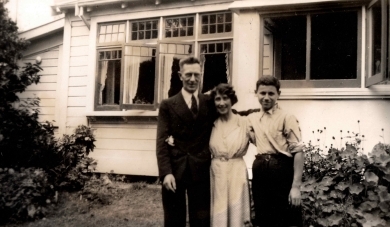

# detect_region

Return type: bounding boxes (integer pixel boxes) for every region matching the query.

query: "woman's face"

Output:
[214,92,232,115]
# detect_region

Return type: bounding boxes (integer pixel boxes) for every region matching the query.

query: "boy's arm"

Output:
[289,152,304,206]
[285,114,305,206]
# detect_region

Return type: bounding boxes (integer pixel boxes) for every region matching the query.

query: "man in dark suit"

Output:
[156,56,216,227]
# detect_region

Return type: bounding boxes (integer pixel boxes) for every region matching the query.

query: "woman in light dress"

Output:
[209,83,253,227]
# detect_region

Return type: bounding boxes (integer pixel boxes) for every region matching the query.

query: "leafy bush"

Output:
[0,168,55,224]
[49,125,97,191]
[302,138,390,227]
[0,2,56,168]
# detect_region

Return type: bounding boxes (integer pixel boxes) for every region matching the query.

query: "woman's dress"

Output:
[209,114,251,227]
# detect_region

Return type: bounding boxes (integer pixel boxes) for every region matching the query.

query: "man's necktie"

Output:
[191,94,198,116]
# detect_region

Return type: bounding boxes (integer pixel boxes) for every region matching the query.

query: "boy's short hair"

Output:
[210,83,238,106]
[255,75,281,92]
[179,56,200,70]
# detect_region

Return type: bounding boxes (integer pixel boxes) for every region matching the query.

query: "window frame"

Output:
[365,0,389,87]
[198,39,233,92]
[128,18,160,43]
[198,11,233,39]
[96,22,127,47]
[94,47,123,111]
[259,8,362,88]
[156,40,195,102]
[162,15,196,41]
[121,43,158,111]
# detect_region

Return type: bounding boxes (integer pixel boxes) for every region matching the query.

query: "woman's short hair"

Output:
[255,75,281,92]
[210,83,238,106]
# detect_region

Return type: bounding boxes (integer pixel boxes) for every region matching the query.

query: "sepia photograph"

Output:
[1,0,389,226]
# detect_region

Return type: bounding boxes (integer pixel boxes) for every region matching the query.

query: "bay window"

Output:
[95,12,233,111]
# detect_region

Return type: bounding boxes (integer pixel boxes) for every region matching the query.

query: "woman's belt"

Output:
[212,154,241,162]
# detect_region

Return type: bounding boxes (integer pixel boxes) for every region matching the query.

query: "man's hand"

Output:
[288,186,301,206]
[163,174,176,192]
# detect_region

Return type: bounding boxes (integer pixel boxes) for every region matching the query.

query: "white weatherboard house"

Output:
[16,0,390,176]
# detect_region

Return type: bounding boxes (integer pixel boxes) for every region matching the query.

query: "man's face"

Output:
[179,63,201,94]
[256,85,280,112]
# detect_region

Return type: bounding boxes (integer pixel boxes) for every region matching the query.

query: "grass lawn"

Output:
[3,182,165,227]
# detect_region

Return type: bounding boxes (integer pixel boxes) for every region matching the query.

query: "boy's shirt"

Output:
[248,104,304,157]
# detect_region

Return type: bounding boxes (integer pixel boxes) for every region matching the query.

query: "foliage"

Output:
[49,125,97,191]
[0,2,56,168]
[302,136,390,227]
[0,168,55,224]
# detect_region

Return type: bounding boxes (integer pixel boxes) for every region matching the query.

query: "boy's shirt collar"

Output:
[260,103,279,116]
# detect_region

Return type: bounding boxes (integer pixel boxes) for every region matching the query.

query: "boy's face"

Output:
[256,85,280,112]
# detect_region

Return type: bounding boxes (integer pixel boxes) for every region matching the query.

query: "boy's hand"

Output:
[288,187,301,206]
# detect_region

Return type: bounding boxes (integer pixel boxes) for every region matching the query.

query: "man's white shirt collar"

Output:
[181,88,198,109]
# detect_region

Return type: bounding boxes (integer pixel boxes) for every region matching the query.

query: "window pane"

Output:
[265,16,306,80]
[98,23,126,44]
[159,43,194,99]
[217,24,224,33]
[132,23,138,31]
[123,47,156,105]
[99,35,105,43]
[152,30,158,38]
[132,32,138,40]
[131,20,158,40]
[210,15,216,24]
[217,14,224,23]
[372,1,382,75]
[225,23,232,32]
[210,25,216,34]
[225,13,232,22]
[100,26,106,34]
[311,11,357,80]
[188,17,194,26]
[113,24,119,33]
[202,15,208,24]
[202,25,208,34]
[200,41,232,92]
[105,34,112,43]
[145,31,151,39]
[187,27,193,36]
[165,16,194,38]
[98,58,121,105]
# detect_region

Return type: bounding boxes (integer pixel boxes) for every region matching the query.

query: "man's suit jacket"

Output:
[156,92,216,182]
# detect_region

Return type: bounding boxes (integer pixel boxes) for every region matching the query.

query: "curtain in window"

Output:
[98,61,108,105]
[200,52,206,92]
[162,54,174,100]
[225,51,230,83]
[123,56,141,104]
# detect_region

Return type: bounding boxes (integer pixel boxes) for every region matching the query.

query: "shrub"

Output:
[0,168,55,224]
[49,125,97,191]
[302,140,390,227]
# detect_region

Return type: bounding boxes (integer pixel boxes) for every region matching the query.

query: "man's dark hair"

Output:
[255,75,281,92]
[179,56,200,71]
[210,83,238,106]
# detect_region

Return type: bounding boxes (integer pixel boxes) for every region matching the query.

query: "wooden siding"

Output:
[88,124,159,176]
[66,19,89,128]
[20,47,60,124]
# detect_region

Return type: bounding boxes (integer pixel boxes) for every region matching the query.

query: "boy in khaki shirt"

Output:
[248,76,305,227]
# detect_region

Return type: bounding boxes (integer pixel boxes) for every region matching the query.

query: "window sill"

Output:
[278,86,390,99]
[86,110,158,124]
